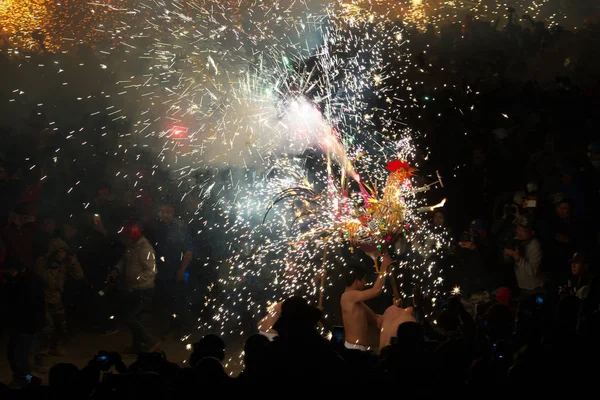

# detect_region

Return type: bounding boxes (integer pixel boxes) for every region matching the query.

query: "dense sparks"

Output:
[0,1,575,54]
[353,0,571,32]
[0,1,133,52]
[105,0,451,334]
[0,0,581,353]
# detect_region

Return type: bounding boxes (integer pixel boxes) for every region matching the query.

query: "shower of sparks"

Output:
[0,1,573,54]
[327,0,571,33]
[0,1,133,52]
[105,0,452,336]
[0,0,578,355]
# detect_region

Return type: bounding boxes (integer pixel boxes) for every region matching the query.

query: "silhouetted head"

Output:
[272,296,321,334]
[437,309,460,333]
[49,363,79,388]
[194,357,227,384]
[190,334,225,367]
[394,321,425,351]
[243,333,270,369]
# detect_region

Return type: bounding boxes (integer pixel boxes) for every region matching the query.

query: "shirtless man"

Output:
[379,301,416,349]
[340,253,392,351]
[257,301,282,341]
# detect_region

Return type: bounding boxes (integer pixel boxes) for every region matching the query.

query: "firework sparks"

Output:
[0,0,133,52]
[1,1,578,357]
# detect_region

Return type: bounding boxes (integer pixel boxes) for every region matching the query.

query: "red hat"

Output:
[121,220,143,242]
[494,287,512,308]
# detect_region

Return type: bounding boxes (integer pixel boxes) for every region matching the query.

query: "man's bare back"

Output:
[379,304,416,349]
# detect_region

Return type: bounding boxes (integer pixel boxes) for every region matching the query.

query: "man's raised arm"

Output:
[345,253,392,304]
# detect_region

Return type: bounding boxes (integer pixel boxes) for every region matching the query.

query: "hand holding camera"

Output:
[92,351,121,371]
[558,283,575,296]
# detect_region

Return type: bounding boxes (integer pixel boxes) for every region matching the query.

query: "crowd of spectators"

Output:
[1,8,600,396]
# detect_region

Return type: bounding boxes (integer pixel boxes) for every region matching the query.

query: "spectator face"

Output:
[571,261,587,276]
[56,248,67,262]
[556,201,571,219]
[560,172,573,185]
[516,196,528,209]
[516,225,533,241]
[355,275,367,289]
[432,211,445,227]
[0,166,8,182]
[158,205,175,224]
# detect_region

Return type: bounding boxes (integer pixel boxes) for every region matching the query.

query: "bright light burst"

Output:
[1,0,577,347]
[104,0,452,335]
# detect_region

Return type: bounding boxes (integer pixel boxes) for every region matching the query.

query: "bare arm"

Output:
[345,254,392,303]
[346,274,386,304]
[363,302,381,327]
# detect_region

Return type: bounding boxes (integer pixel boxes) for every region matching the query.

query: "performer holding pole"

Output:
[340,252,392,351]
[370,252,400,304]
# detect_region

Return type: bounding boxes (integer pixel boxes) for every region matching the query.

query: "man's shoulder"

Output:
[137,236,155,251]
[383,305,397,314]
[382,305,403,318]
[340,289,356,303]
[341,289,367,308]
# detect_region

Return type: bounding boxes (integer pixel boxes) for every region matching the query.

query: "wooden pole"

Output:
[375,255,400,303]
[389,272,401,303]
[318,245,327,309]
